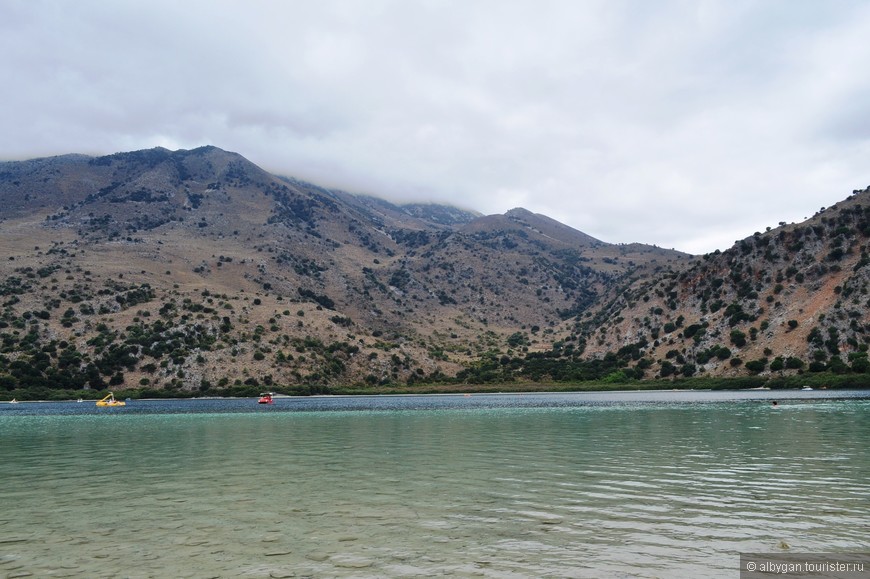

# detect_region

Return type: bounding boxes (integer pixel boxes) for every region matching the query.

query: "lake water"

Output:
[2,390,869,578]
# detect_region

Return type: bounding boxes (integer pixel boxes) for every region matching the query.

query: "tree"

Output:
[744,359,768,374]
[785,357,805,370]
[0,374,16,391]
[827,356,848,374]
[850,354,870,373]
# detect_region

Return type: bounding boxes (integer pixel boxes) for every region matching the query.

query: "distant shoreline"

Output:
[0,383,870,405]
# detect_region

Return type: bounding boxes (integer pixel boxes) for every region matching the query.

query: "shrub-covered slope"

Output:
[577,187,870,381]
[0,146,688,396]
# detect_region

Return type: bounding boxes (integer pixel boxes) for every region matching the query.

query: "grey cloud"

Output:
[2,0,870,254]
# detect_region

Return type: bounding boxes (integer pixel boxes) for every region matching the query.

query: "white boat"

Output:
[801,386,813,391]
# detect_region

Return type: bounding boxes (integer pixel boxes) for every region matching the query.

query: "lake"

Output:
[1,390,869,578]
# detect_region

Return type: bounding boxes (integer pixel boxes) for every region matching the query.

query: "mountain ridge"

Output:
[0,145,865,395]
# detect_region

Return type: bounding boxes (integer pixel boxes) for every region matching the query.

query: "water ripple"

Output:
[1,396,869,577]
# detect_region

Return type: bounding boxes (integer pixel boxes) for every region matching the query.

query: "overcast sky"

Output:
[2,1,870,254]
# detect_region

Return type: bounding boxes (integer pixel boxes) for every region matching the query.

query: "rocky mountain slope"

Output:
[0,146,691,395]
[578,187,870,381]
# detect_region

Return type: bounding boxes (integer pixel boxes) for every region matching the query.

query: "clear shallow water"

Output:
[1,391,869,578]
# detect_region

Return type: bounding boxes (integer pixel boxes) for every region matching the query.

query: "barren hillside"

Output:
[0,146,691,395]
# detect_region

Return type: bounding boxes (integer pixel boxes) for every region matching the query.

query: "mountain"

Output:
[577,187,870,380]
[0,145,865,396]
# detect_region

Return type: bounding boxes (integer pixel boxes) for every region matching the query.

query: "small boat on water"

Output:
[258,392,274,404]
[9,398,18,404]
[801,386,814,391]
[96,392,126,407]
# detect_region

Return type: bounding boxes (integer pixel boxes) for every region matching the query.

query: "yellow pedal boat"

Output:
[96,392,126,407]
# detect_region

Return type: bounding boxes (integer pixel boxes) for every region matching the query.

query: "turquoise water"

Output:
[1,392,869,578]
